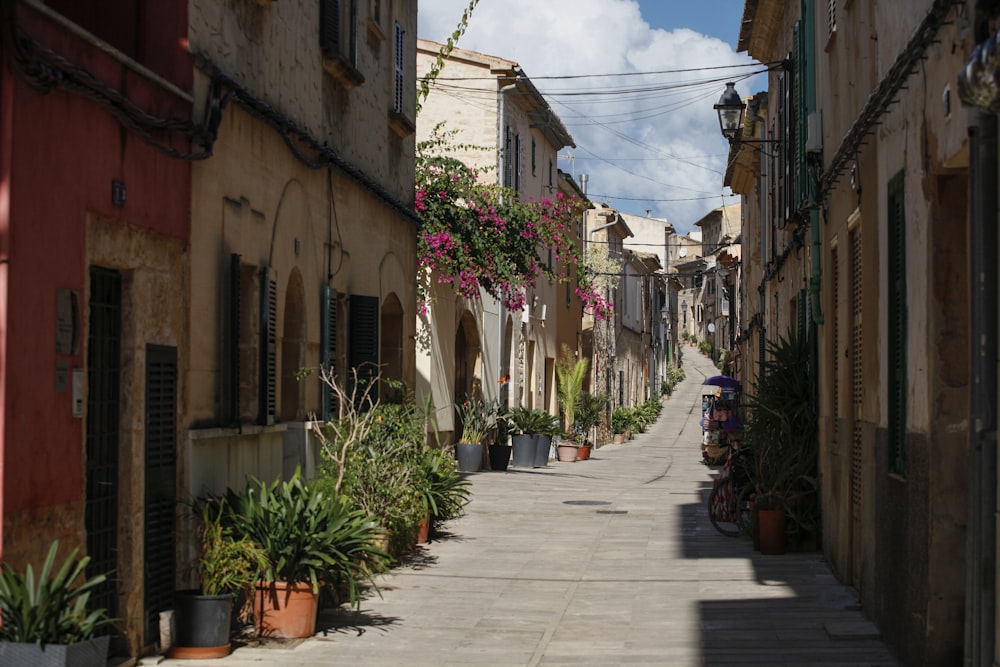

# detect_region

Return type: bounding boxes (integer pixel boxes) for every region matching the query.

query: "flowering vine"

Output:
[415,128,611,319]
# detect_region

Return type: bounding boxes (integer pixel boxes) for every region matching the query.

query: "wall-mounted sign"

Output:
[56,288,80,355]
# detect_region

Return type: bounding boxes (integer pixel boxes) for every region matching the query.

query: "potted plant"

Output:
[507,406,539,468]
[743,329,819,555]
[168,500,269,659]
[573,392,606,460]
[219,471,387,638]
[0,540,114,667]
[611,406,629,444]
[454,396,498,472]
[416,447,471,539]
[555,347,588,462]
[488,408,513,471]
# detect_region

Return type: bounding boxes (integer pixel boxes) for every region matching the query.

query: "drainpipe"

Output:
[965,106,997,667]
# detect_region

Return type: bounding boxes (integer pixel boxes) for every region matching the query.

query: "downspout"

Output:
[959,8,999,661]
[965,107,998,667]
[0,0,13,558]
[497,80,516,406]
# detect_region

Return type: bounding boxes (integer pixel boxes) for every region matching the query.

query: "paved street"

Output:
[156,349,899,666]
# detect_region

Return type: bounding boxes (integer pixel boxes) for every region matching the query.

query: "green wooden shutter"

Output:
[887,170,907,475]
[321,286,338,420]
[349,294,379,408]
[260,266,277,425]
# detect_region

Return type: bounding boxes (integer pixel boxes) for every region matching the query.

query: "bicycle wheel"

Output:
[707,479,742,537]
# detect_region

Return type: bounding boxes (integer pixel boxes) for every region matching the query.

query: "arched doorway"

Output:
[454,311,482,437]
[380,293,404,403]
[280,268,305,422]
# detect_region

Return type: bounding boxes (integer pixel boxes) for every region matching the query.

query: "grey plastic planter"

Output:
[0,635,110,667]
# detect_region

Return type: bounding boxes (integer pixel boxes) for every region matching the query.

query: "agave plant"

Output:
[0,540,114,645]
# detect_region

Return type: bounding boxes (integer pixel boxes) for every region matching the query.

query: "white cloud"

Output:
[418,0,760,233]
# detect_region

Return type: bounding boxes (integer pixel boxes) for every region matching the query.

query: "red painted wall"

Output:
[2,4,190,513]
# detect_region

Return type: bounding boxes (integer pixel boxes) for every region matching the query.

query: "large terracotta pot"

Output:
[576,444,592,461]
[758,508,787,555]
[255,581,319,638]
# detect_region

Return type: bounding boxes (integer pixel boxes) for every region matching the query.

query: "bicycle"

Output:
[707,445,753,537]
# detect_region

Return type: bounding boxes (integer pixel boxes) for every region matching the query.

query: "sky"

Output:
[417,0,762,234]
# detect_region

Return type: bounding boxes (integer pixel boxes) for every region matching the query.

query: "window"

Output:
[349,295,380,407]
[531,138,537,176]
[320,285,340,420]
[393,21,404,114]
[259,266,277,425]
[504,127,513,188]
[225,254,276,426]
[514,134,522,192]
[887,170,907,476]
[548,159,553,188]
[321,0,364,87]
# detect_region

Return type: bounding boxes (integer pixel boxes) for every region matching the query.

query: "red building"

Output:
[1,0,194,655]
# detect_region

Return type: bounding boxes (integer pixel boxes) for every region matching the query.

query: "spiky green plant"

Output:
[0,540,114,645]
[555,346,589,440]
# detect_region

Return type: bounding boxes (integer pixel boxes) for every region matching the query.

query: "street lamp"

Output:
[714,82,745,140]
[715,82,783,145]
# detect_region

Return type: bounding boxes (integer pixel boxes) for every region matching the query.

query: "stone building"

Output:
[415,40,577,440]
[726,1,974,663]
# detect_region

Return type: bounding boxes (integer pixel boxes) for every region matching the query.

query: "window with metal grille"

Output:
[531,138,537,176]
[887,171,907,476]
[320,0,343,57]
[828,0,837,37]
[260,266,277,425]
[86,266,121,626]
[394,21,405,114]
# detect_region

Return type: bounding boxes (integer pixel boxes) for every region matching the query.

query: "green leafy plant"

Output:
[454,395,498,444]
[194,499,269,597]
[0,540,114,645]
[555,346,589,441]
[611,406,630,435]
[743,328,819,539]
[418,447,471,524]
[507,406,551,435]
[574,392,606,444]
[219,471,386,606]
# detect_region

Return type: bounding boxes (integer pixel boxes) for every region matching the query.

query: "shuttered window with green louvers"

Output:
[321,285,339,421]
[349,295,380,407]
[260,266,277,425]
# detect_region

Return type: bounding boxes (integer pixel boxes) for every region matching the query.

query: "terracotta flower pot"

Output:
[556,443,579,462]
[576,444,592,461]
[758,508,787,555]
[255,581,318,638]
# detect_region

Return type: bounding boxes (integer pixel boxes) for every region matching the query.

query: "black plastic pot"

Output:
[533,434,552,467]
[488,443,512,470]
[173,590,233,649]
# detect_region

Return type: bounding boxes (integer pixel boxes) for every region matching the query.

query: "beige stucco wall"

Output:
[416,42,572,421]
[185,0,418,496]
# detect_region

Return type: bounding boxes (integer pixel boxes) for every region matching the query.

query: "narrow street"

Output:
[159,349,899,666]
